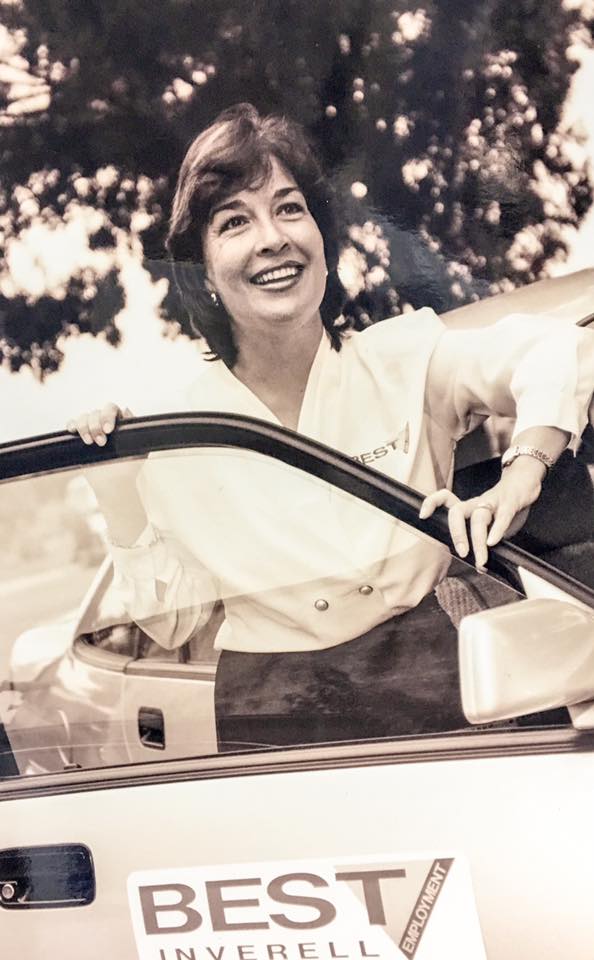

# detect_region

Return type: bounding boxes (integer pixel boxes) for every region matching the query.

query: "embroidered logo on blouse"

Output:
[351,422,410,465]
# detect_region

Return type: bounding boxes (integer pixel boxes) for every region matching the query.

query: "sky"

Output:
[1,25,593,444]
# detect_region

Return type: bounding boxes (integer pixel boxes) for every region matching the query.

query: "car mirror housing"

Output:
[459,598,594,724]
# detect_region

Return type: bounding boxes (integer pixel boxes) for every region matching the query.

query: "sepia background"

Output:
[1,0,593,441]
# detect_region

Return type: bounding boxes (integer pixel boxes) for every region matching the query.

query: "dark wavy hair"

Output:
[166,102,348,366]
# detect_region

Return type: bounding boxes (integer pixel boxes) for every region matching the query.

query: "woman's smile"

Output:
[249,262,304,289]
[202,157,327,331]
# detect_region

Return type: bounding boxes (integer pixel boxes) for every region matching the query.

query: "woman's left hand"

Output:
[419,459,546,569]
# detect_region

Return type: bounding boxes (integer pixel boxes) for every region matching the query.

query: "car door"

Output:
[1,414,594,960]
[71,561,220,762]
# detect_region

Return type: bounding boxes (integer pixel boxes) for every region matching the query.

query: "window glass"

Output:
[0,444,574,781]
[0,471,106,653]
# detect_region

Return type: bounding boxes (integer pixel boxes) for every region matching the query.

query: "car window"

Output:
[0,471,106,653]
[0,441,579,781]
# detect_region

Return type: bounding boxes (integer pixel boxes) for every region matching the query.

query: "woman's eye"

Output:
[278,201,304,216]
[219,214,247,233]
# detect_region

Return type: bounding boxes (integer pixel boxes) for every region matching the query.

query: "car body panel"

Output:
[7,645,130,773]
[9,618,76,686]
[121,667,217,762]
[3,740,594,958]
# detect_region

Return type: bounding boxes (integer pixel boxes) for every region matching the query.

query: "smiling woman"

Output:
[201,158,328,372]
[166,103,347,373]
[68,102,594,751]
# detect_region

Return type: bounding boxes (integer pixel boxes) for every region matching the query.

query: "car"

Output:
[1,272,594,960]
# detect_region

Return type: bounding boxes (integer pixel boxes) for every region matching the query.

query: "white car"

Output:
[1,275,594,960]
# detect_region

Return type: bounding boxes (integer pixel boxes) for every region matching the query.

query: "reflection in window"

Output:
[0,449,576,782]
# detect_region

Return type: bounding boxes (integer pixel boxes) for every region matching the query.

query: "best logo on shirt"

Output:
[351,423,410,466]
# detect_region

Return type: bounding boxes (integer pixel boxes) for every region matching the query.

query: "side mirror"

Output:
[459,598,594,723]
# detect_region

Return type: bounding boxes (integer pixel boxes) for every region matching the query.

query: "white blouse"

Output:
[108,308,594,653]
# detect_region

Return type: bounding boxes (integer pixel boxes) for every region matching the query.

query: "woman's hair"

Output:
[166,102,348,365]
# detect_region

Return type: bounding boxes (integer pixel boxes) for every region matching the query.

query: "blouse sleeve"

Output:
[108,524,219,650]
[426,313,594,450]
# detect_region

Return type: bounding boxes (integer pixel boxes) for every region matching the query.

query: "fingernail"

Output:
[96,435,107,446]
[419,505,428,519]
[456,541,468,558]
[486,532,497,546]
[82,434,92,445]
[103,422,114,433]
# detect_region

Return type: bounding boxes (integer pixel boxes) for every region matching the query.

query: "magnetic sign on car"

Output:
[128,853,486,960]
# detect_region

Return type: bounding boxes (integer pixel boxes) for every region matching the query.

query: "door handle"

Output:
[0,844,95,909]
[138,706,165,749]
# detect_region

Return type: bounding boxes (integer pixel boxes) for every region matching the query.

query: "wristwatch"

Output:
[501,445,555,472]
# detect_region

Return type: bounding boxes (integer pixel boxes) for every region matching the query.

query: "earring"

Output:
[209,290,219,307]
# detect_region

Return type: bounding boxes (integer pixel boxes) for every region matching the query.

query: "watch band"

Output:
[501,444,555,472]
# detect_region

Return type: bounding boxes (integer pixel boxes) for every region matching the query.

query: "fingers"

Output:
[446,501,470,559]
[420,490,500,566]
[485,506,515,548]
[471,501,521,569]
[66,402,130,446]
[421,482,534,570]
[420,489,470,559]
[419,489,460,518]
[469,507,492,569]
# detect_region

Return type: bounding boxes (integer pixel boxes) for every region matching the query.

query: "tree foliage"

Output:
[0,0,592,376]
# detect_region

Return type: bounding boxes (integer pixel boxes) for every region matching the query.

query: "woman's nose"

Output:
[255,216,289,255]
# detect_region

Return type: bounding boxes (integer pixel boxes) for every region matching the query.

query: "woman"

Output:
[69,103,594,748]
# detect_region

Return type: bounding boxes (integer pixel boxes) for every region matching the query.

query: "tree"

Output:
[0,0,591,376]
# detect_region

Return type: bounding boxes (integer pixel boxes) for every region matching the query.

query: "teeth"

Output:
[253,266,300,285]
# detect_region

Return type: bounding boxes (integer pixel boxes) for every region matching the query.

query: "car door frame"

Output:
[1,411,594,805]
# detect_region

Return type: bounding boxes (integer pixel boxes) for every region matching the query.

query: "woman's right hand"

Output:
[67,403,148,543]
[66,402,133,446]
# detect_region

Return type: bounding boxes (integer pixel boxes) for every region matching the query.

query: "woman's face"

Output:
[202,156,327,337]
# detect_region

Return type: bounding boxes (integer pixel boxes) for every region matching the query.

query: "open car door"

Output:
[1,414,594,960]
